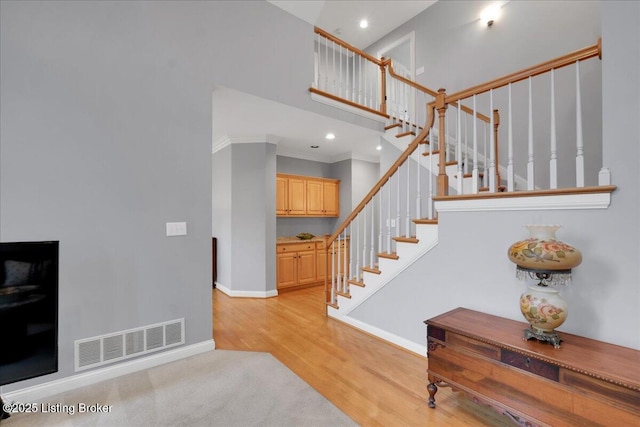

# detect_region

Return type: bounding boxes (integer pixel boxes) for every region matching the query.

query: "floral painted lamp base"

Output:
[520,283,568,348]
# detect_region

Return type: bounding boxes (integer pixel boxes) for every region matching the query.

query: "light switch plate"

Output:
[166,222,187,236]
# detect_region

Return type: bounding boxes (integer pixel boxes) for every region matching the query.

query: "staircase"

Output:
[312,27,613,353]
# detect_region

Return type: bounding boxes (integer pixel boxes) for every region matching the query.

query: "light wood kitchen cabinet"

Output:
[276,175,306,216]
[276,174,339,217]
[306,178,339,217]
[276,242,317,290]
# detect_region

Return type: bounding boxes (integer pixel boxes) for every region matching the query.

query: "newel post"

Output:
[493,109,501,189]
[436,88,448,197]
[380,58,387,115]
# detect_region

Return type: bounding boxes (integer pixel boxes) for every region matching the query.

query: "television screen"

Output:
[0,241,58,386]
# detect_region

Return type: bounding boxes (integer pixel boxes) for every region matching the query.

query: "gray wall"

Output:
[228,143,276,293]
[351,1,640,350]
[0,0,340,391]
[367,0,602,189]
[212,146,232,289]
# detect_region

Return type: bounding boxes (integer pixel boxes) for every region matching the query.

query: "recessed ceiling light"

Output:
[376,145,382,151]
[325,133,335,140]
[311,145,319,149]
[359,19,368,29]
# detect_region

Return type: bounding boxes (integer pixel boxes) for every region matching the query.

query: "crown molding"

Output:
[212,134,279,154]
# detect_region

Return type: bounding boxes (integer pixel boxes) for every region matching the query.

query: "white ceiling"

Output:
[212,86,383,163]
[267,0,437,49]
[214,1,438,163]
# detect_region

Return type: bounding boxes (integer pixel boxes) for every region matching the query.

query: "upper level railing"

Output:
[309,29,615,307]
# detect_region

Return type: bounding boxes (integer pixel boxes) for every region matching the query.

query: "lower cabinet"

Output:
[277,239,350,291]
[276,243,316,290]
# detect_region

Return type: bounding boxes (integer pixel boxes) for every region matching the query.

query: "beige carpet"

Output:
[1,350,357,427]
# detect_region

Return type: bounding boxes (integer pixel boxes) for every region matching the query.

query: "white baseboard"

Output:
[2,340,216,403]
[215,282,278,298]
[329,313,426,357]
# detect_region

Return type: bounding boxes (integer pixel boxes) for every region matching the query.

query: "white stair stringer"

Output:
[328,223,438,318]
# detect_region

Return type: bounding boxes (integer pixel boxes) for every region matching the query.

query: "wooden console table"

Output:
[425,308,640,426]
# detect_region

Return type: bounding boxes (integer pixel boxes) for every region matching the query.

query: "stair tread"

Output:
[361,266,381,275]
[413,218,438,225]
[327,302,339,309]
[377,252,399,260]
[384,123,402,131]
[455,172,484,178]
[347,279,365,287]
[336,291,351,299]
[422,150,440,156]
[396,131,416,138]
[393,236,419,244]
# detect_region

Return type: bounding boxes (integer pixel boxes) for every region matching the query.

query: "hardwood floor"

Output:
[213,285,511,427]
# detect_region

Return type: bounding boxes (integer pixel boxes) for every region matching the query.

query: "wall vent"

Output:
[75,318,185,371]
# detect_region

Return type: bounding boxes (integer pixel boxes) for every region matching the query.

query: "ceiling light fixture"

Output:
[325,133,335,140]
[311,145,319,149]
[359,19,368,29]
[481,3,501,27]
[376,145,382,151]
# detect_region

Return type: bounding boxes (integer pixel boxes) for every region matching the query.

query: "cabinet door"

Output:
[323,181,339,217]
[316,245,327,282]
[277,252,297,289]
[276,176,288,216]
[297,250,317,285]
[305,179,324,216]
[287,178,306,215]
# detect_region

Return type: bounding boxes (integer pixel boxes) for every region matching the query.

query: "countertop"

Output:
[276,236,326,244]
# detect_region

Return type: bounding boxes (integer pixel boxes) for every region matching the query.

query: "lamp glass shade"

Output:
[508,225,582,274]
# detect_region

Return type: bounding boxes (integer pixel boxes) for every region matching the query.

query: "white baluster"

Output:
[416,131,421,220]
[387,180,392,253]
[576,61,585,187]
[406,161,411,238]
[396,169,401,241]
[324,37,328,92]
[370,198,375,267]
[428,129,434,219]
[483,123,488,187]
[464,111,469,175]
[349,223,354,282]
[363,204,368,268]
[550,69,558,189]
[355,215,360,282]
[343,231,348,292]
[472,94,479,193]
[338,45,344,98]
[489,89,496,192]
[457,104,463,194]
[445,113,450,160]
[359,56,363,105]
[333,234,343,292]
[379,188,383,256]
[331,240,335,304]
[527,76,535,190]
[352,53,356,102]
[507,84,515,191]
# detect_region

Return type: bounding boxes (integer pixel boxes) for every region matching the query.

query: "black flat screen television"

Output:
[0,241,58,386]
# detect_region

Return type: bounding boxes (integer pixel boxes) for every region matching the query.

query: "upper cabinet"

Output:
[276,174,340,217]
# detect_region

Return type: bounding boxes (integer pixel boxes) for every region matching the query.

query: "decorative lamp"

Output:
[508,225,582,348]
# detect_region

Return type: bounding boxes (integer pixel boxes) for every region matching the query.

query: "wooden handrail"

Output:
[315,27,382,65]
[384,59,438,97]
[309,87,390,119]
[326,102,436,248]
[445,39,601,103]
